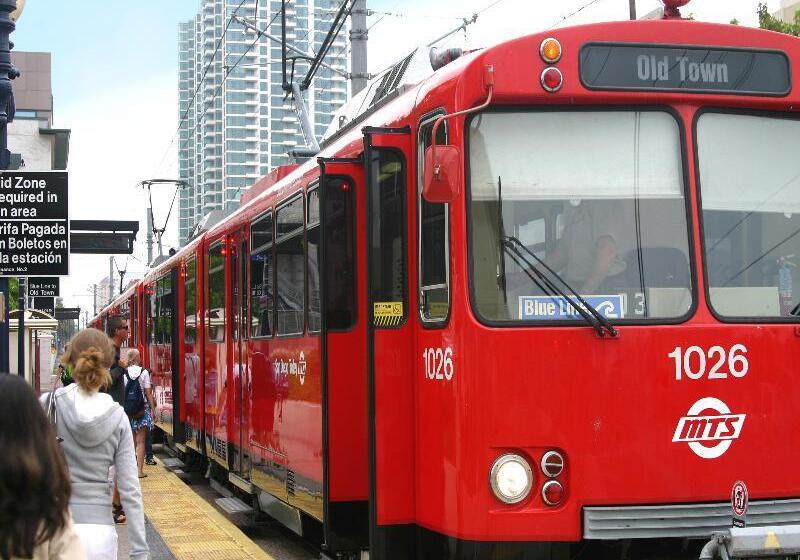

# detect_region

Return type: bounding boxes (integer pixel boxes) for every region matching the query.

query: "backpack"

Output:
[123,371,146,419]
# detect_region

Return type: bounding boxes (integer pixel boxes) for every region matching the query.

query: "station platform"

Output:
[116,457,277,560]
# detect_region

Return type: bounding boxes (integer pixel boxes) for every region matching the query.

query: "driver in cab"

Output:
[547,199,627,294]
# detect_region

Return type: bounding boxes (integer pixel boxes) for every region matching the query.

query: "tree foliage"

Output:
[758,2,800,36]
[5,278,18,311]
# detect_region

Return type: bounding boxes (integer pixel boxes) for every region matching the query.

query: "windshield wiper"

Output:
[495,176,617,337]
[502,236,618,337]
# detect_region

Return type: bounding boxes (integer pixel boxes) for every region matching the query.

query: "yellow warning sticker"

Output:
[373,301,403,327]
[764,531,781,549]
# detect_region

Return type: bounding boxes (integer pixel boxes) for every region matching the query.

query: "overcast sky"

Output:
[7,0,785,311]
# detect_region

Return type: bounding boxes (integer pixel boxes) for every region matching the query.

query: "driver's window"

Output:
[418,112,450,325]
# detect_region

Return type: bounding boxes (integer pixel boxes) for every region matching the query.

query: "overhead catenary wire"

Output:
[331,0,506,73]
[548,0,606,29]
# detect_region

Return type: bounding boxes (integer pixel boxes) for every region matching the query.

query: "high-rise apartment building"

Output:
[178,0,349,243]
[774,0,800,23]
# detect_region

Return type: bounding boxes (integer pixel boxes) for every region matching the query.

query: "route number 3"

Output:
[668,344,749,380]
[423,347,454,381]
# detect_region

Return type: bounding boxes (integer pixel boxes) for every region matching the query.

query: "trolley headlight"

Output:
[489,453,533,504]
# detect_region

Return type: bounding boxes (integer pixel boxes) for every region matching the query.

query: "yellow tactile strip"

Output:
[141,460,274,560]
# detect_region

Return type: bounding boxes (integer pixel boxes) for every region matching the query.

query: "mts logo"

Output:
[673,415,744,441]
[672,397,746,459]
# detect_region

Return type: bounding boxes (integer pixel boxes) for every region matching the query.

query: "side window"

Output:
[131,296,138,346]
[369,149,407,327]
[155,278,163,344]
[207,242,226,342]
[250,211,274,337]
[184,258,197,344]
[418,114,450,324]
[240,239,248,340]
[307,186,321,333]
[147,286,156,344]
[276,195,305,336]
[324,177,356,330]
[162,274,173,345]
[120,300,130,344]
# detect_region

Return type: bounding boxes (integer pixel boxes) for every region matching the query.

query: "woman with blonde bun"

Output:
[47,328,149,560]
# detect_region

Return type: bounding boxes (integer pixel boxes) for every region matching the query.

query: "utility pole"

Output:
[0,0,18,374]
[350,0,368,95]
[139,179,185,263]
[92,284,97,317]
[108,256,114,305]
[146,209,153,264]
[629,0,637,20]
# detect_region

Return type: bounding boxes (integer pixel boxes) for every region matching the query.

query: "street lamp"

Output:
[0,0,20,374]
[10,0,24,22]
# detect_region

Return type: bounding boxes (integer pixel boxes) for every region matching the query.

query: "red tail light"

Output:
[541,67,563,93]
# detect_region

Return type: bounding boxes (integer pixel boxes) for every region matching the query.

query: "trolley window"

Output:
[697,112,800,319]
[308,185,321,333]
[369,149,407,326]
[276,195,305,336]
[469,110,692,324]
[324,177,356,330]
[250,211,274,338]
[156,273,173,345]
[207,242,226,342]
[120,300,131,345]
[131,295,138,346]
[418,113,450,324]
[239,238,248,341]
[145,289,153,344]
[184,258,197,344]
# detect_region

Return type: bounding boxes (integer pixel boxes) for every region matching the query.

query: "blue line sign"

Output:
[518,295,624,321]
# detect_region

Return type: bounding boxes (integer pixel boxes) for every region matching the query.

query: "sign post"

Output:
[0,171,69,377]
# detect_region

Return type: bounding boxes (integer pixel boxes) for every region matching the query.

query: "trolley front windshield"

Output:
[697,112,800,320]
[468,110,692,324]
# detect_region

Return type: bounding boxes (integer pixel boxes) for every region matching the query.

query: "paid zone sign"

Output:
[0,172,68,276]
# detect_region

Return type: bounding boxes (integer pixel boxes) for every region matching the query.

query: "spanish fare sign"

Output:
[0,172,69,276]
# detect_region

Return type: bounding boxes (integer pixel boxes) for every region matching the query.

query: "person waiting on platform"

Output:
[56,329,148,560]
[0,374,86,560]
[125,349,156,478]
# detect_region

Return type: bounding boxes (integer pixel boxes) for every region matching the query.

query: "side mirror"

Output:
[423,144,461,203]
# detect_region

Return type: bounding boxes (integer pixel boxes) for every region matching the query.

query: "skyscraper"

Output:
[178,0,349,244]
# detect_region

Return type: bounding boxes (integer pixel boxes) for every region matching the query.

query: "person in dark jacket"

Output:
[104,315,130,524]
[104,316,128,406]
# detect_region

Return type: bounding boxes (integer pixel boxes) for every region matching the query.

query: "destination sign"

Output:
[580,43,790,96]
[28,277,60,297]
[54,307,80,321]
[0,172,69,276]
